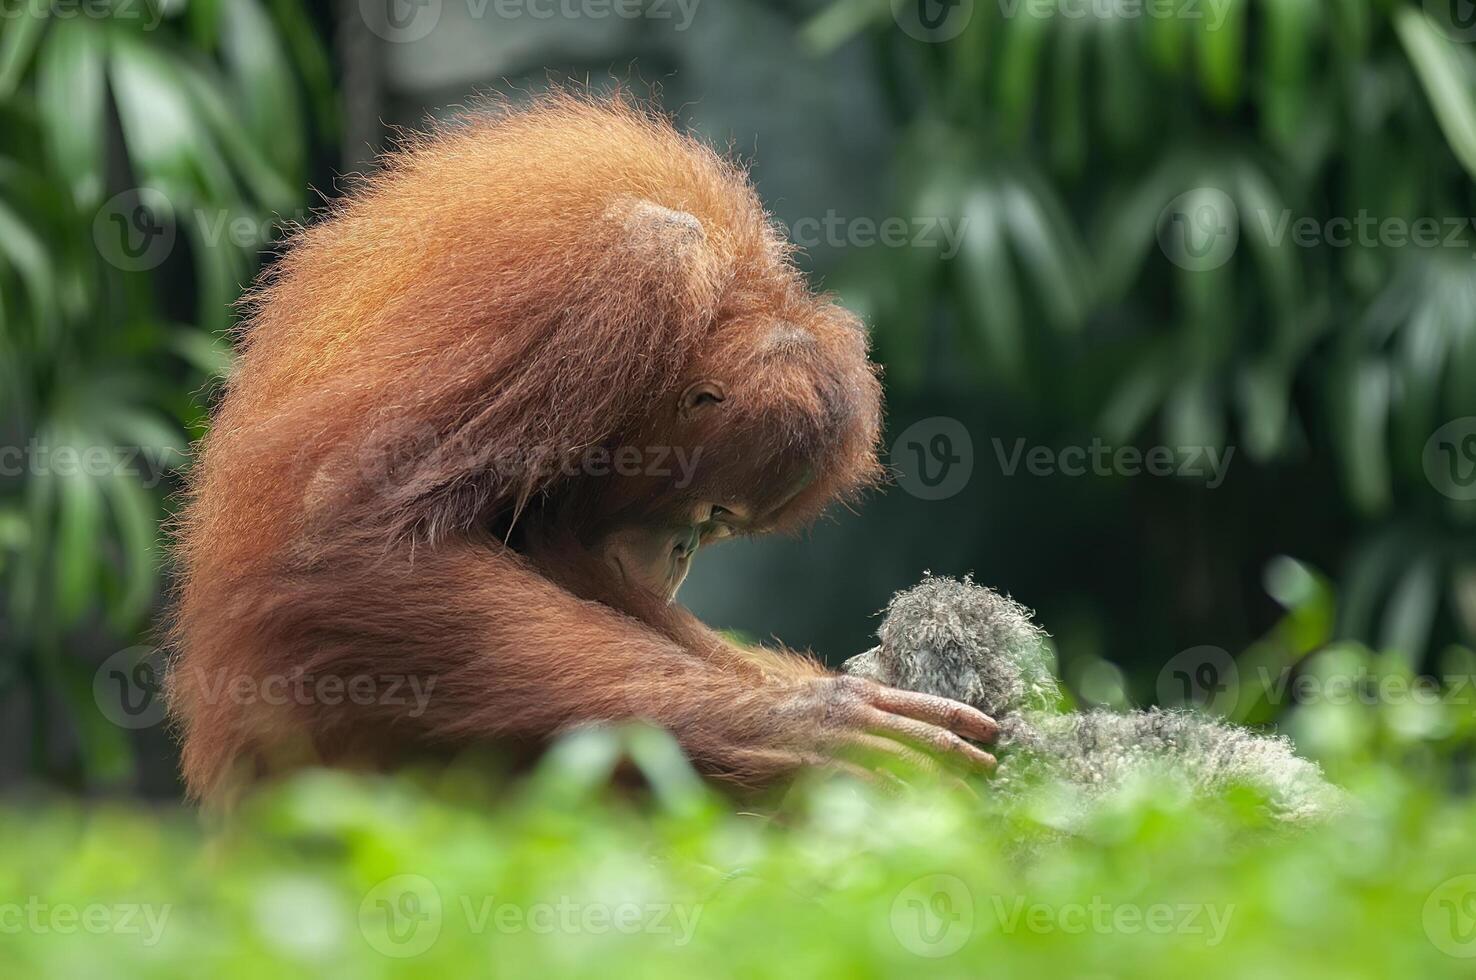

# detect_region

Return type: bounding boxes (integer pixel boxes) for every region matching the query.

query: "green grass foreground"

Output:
[2,714,1475,980]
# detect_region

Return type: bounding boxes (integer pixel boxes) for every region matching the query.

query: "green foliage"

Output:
[0,0,329,784]
[808,2,1476,659]
[4,585,1473,977]
[1,670,1474,979]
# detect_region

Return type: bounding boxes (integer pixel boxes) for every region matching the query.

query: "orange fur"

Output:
[166,93,884,801]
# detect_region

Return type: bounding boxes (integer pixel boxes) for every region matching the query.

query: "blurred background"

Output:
[3,0,1476,797]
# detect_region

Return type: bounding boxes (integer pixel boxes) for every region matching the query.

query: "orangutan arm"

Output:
[171,541,996,794]
[390,545,997,785]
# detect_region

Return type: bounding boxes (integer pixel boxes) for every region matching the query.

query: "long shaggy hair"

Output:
[167,93,883,800]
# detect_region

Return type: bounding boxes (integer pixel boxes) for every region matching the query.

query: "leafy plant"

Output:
[806,1,1476,661]
[0,0,331,785]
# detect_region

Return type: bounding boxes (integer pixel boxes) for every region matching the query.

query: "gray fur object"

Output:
[844,576,1342,824]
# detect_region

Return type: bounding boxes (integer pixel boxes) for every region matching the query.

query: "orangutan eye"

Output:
[679,381,727,419]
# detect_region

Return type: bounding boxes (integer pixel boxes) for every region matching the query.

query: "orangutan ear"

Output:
[610,198,706,257]
[678,380,727,420]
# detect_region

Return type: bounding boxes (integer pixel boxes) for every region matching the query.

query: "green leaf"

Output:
[799,0,885,55]
[1145,4,1187,73]
[1336,358,1392,514]
[52,655,136,785]
[0,198,59,336]
[956,186,1025,378]
[1261,0,1323,163]
[1233,159,1300,328]
[109,32,235,201]
[1099,348,1170,442]
[171,326,236,378]
[1195,0,1247,108]
[1050,18,1087,175]
[35,16,106,209]
[1236,363,1291,461]
[1164,376,1223,456]
[269,0,338,137]
[220,0,303,180]
[1096,16,1146,149]
[186,0,226,50]
[996,5,1053,144]
[999,178,1089,332]
[100,406,187,472]
[100,468,159,631]
[1396,7,1476,182]
[1094,159,1186,300]
[176,58,297,211]
[1380,558,1440,664]
[0,0,48,98]
[51,434,104,627]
